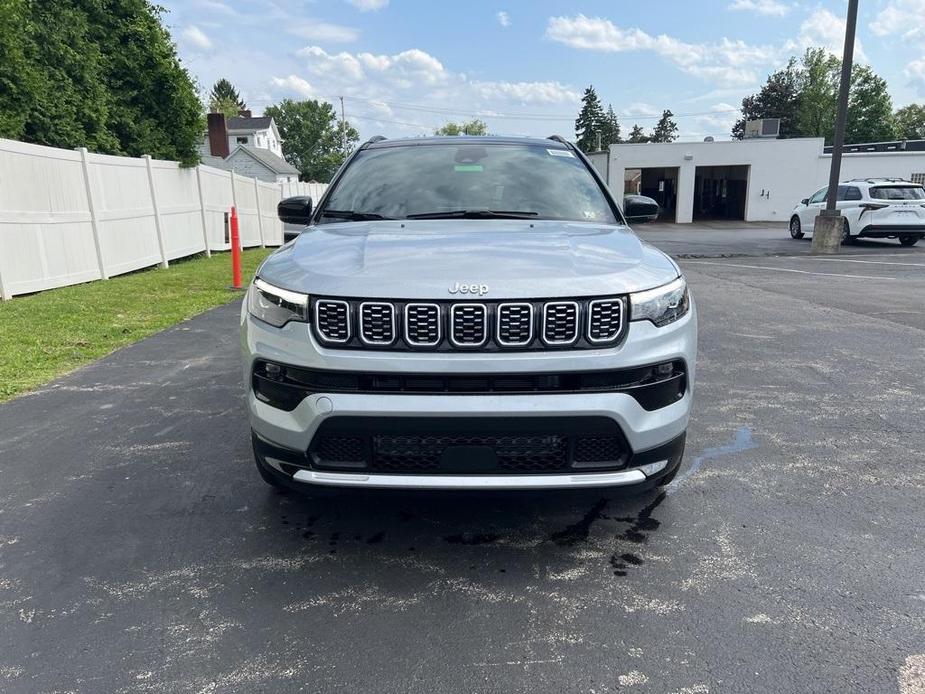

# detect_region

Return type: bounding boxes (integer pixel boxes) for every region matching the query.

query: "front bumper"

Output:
[241,303,696,489]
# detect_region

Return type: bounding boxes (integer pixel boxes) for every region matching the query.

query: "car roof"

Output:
[364,135,571,150]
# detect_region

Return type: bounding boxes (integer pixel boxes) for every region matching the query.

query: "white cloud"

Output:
[471,80,578,104]
[906,57,925,96]
[727,0,791,17]
[791,8,867,63]
[270,74,314,98]
[346,0,388,11]
[298,46,448,87]
[287,21,359,43]
[623,102,661,118]
[870,0,925,41]
[545,14,775,87]
[181,25,213,50]
[497,11,511,27]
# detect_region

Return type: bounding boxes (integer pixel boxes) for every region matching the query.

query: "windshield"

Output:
[319,143,619,224]
[869,185,925,200]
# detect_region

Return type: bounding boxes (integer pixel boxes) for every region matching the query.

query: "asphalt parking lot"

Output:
[1,226,923,693]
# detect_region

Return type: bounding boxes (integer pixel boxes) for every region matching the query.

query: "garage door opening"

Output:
[694,165,749,221]
[625,167,679,222]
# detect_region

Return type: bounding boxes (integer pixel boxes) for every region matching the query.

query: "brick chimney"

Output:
[238,109,252,119]
[207,113,230,159]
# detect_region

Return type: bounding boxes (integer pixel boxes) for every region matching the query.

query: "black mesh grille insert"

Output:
[497,303,533,346]
[543,302,579,344]
[405,304,440,345]
[371,434,568,472]
[573,436,626,464]
[451,304,487,346]
[360,302,395,345]
[588,299,623,343]
[315,436,365,463]
[315,300,350,343]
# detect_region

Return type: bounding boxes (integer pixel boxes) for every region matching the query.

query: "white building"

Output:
[199,112,299,184]
[590,138,925,223]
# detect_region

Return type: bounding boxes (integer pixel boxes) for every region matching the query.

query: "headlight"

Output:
[247,278,309,327]
[630,276,689,327]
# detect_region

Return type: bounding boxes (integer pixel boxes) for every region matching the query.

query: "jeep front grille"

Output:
[310,295,627,351]
[450,304,487,347]
[543,302,579,345]
[359,302,395,345]
[315,300,350,343]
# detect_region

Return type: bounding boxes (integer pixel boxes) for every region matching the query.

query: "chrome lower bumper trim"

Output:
[288,464,665,490]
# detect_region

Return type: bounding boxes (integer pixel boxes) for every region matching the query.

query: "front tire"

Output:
[899,234,920,247]
[789,216,804,239]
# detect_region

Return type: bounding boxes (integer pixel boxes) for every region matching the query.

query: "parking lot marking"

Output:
[805,257,925,269]
[685,260,896,280]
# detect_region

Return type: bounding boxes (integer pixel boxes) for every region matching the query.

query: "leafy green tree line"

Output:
[733,47,924,144]
[0,0,203,166]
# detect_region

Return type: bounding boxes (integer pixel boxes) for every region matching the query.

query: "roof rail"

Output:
[547,135,569,145]
[847,177,910,183]
[360,135,388,149]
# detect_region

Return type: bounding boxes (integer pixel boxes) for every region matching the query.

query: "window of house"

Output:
[911,173,925,186]
[236,136,249,144]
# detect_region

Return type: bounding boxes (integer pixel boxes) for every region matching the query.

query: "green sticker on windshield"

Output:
[454,164,483,172]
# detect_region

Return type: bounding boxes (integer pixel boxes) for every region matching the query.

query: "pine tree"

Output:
[627,124,649,143]
[652,110,679,142]
[599,104,621,148]
[575,85,606,152]
[209,78,246,115]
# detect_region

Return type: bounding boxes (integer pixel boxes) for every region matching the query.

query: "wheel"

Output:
[841,220,855,244]
[899,234,920,247]
[789,216,804,239]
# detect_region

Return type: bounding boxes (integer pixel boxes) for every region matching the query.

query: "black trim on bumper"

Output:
[252,421,686,482]
[251,360,688,413]
[858,224,925,237]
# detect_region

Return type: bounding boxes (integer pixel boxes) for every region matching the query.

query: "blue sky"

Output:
[162,0,925,142]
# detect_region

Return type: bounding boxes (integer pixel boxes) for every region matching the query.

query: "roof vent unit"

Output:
[743,118,780,139]
[703,136,715,142]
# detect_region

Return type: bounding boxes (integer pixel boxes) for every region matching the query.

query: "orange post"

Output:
[230,206,242,289]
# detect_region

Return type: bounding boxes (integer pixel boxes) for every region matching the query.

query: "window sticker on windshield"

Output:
[454,164,483,172]
[547,149,575,157]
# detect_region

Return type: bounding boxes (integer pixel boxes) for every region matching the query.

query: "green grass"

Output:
[0,249,272,402]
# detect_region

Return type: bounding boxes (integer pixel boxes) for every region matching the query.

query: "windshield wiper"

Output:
[405,209,539,220]
[321,209,393,221]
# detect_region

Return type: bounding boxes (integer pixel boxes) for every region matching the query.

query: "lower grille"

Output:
[308,416,630,474]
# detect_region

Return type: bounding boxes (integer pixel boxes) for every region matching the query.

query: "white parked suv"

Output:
[790,178,925,246]
[241,136,696,492]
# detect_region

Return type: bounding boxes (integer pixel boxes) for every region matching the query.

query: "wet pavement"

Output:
[1,229,923,693]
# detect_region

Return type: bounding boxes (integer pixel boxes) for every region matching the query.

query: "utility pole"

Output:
[339,96,347,156]
[812,0,858,255]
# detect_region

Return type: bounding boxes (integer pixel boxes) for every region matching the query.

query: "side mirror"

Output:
[277,196,313,225]
[800,198,809,205]
[623,195,660,222]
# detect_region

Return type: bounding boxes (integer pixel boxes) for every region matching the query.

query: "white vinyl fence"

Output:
[0,138,326,299]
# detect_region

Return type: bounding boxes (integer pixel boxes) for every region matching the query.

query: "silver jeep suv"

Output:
[241,136,697,491]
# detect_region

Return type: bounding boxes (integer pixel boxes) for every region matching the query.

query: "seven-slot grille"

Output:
[543,302,579,345]
[588,299,624,343]
[405,304,441,346]
[359,302,395,345]
[315,300,350,342]
[497,303,533,346]
[311,296,627,350]
[450,304,488,347]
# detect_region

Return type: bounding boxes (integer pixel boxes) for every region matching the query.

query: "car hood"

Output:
[257,219,679,300]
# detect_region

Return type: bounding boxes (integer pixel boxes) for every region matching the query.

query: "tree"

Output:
[627,124,649,143]
[795,48,841,142]
[209,78,246,118]
[435,119,487,135]
[264,99,359,181]
[575,85,606,152]
[599,104,622,148]
[894,104,925,140]
[651,110,679,142]
[846,65,895,144]
[0,0,203,166]
[732,59,801,139]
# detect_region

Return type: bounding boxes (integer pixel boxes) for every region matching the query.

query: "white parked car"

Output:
[789,178,925,247]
